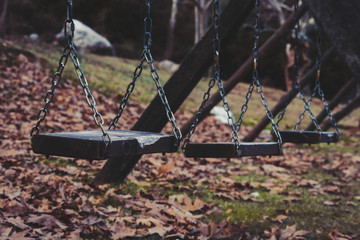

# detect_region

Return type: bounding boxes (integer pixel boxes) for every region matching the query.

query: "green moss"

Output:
[234,172,267,183]
[37,156,77,168]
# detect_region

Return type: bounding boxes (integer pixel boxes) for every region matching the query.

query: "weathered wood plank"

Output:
[31,130,176,160]
[94,0,256,184]
[277,130,339,144]
[184,142,281,158]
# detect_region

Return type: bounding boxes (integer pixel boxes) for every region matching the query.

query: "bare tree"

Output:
[0,0,9,38]
[162,0,180,60]
[194,0,212,43]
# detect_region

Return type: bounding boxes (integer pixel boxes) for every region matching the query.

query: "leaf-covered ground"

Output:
[1,41,359,239]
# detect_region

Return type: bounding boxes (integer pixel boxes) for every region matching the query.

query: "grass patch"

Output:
[234,171,268,183]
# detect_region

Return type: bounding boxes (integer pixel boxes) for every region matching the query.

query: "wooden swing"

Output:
[275,0,340,144]
[183,0,282,158]
[30,0,181,160]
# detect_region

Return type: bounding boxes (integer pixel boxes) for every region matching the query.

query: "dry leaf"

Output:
[274,214,287,223]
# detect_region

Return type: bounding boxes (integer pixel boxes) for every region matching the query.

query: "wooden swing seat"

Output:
[278,130,339,144]
[31,130,177,160]
[184,142,281,158]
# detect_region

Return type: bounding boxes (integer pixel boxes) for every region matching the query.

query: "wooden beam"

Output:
[305,79,357,131]
[322,94,360,131]
[180,4,308,137]
[244,48,334,142]
[303,0,360,82]
[94,0,255,184]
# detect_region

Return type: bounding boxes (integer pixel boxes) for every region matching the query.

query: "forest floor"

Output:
[1,40,360,239]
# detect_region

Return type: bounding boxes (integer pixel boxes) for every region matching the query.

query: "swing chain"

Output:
[143,47,183,144]
[70,48,111,146]
[30,45,72,137]
[143,1,182,145]
[110,0,182,146]
[183,0,240,150]
[109,58,145,130]
[213,0,240,146]
[144,0,153,49]
[235,0,282,143]
[143,0,182,144]
[291,0,320,131]
[276,0,321,132]
[64,0,75,45]
[182,76,217,150]
[306,30,340,134]
[31,0,111,148]
[235,83,254,131]
[235,0,262,131]
[295,32,322,128]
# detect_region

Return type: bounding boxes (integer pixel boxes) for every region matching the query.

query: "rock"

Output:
[210,106,235,125]
[56,19,115,56]
[157,60,179,73]
[29,33,40,41]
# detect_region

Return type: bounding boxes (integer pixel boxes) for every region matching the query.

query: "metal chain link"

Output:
[301,29,340,135]
[235,0,282,144]
[236,0,260,132]
[295,32,322,128]
[183,0,240,150]
[235,82,254,131]
[109,57,145,130]
[30,0,75,137]
[276,0,321,132]
[110,0,182,146]
[31,0,111,148]
[30,45,72,137]
[69,47,111,146]
[143,48,183,145]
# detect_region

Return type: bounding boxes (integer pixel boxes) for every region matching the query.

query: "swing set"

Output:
[30,0,339,163]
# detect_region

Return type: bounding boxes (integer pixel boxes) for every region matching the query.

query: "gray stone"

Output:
[29,33,40,41]
[157,59,179,73]
[210,106,234,125]
[56,19,115,55]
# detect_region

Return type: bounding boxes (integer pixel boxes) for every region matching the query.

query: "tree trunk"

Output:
[162,0,179,60]
[0,0,9,38]
[303,0,360,82]
[194,0,210,43]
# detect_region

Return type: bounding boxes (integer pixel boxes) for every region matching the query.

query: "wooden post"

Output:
[94,0,255,184]
[322,94,360,131]
[181,5,308,137]
[244,48,334,142]
[305,79,356,131]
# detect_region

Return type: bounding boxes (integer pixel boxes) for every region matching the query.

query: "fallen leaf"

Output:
[324,199,340,206]
[6,217,30,230]
[328,229,352,240]
[274,214,287,223]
